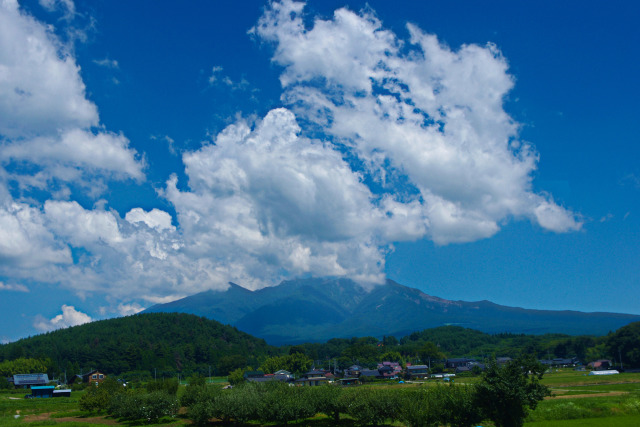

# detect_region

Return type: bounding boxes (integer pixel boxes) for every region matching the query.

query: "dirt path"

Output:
[546,391,628,399]
[23,412,119,424]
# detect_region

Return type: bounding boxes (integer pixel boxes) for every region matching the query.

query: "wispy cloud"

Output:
[0,282,29,292]
[620,173,640,189]
[151,134,178,155]
[93,58,119,69]
[208,65,250,91]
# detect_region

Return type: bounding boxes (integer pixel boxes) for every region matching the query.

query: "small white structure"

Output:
[588,370,619,376]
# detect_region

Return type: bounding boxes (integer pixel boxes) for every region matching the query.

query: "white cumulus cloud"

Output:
[34,304,92,332]
[0,1,584,317]
[0,0,144,195]
[254,0,582,245]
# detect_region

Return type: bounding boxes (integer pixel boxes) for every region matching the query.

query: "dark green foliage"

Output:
[214,383,261,423]
[0,376,10,390]
[260,352,313,375]
[397,385,480,427]
[606,321,640,368]
[444,385,482,427]
[292,326,608,368]
[474,355,551,427]
[108,390,179,423]
[257,382,315,424]
[0,313,275,377]
[146,377,178,395]
[188,373,207,387]
[398,387,446,427]
[187,399,218,425]
[79,377,125,413]
[227,367,245,385]
[342,387,401,425]
[306,384,346,422]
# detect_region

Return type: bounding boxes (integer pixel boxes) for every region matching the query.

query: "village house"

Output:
[588,360,613,370]
[295,369,329,386]
[345,365,364,377]
[445,358,475,369]
[406,364,429,379]
[11,373,49,389]
[69,370,107,385]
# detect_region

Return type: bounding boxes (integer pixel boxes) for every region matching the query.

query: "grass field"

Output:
[525,414,640,426]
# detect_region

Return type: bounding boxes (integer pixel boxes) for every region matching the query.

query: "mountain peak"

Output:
[144,277,640,345]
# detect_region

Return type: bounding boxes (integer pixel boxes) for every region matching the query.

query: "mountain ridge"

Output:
[144,278,640,345]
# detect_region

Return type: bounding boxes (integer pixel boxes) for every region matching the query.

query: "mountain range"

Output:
[144,278,640,345]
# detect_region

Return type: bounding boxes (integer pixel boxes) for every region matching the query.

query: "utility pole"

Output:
[619,348,623,371]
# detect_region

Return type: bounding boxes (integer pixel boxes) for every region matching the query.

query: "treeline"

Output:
[1,314,639,381]
[291,326,613,369]
[85,355,549,426]
[0,313,277,379]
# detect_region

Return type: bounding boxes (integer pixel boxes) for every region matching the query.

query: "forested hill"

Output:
[0,313,276,377]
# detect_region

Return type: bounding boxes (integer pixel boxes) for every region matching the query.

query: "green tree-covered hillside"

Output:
[0,313,277,378]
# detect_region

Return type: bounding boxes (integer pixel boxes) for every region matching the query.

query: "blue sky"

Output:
[1,0,638,342]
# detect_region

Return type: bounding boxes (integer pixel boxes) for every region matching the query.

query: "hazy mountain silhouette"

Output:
[144,278,640,345]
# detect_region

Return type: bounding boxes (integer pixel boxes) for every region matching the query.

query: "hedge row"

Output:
[182,381,481,426]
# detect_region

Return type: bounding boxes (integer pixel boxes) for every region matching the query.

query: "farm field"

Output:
[2,370,640,426]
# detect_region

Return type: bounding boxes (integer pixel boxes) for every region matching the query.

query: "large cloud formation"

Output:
[253,0,581,244]
[0,0,581,323]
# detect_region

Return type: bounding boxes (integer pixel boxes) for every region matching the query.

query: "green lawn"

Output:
[540,370,640,387]
[526,414,640,426]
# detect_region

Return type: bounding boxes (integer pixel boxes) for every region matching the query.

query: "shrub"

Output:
[0,376,10,390]
[79,377,124,413]
[214,383,261,423]
[257,382,315,424]
[398,388,443,427]
[188,399,217,425]
[343,387,400,425]
[306,384,346,422]
[146,377,179,395]
[227,368,245,385]
[107,390,179,423]
[107,390,143,420]
[139,390,180,423]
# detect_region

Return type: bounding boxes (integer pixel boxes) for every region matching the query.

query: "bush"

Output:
[108,390,143,420]
[227,368,245,385]
[398,387,443,427]
[188,399,217,425]
[107,390,179,423]
[343,387,400,425]
[257,382,315,424]
[146,377,179,395]
[214,383,261,423]
[306,384,346,423]
[79,377,124,413]
[0,376,10,390]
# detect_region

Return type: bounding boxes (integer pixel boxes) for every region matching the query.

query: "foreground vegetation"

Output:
[1,315,640,425]
[2,368,640,426]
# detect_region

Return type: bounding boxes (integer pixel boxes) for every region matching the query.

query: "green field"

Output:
[2,371,640,426]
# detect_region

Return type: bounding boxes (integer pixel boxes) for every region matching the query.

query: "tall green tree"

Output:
[474,355,550,427]
[606,321,640,368]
